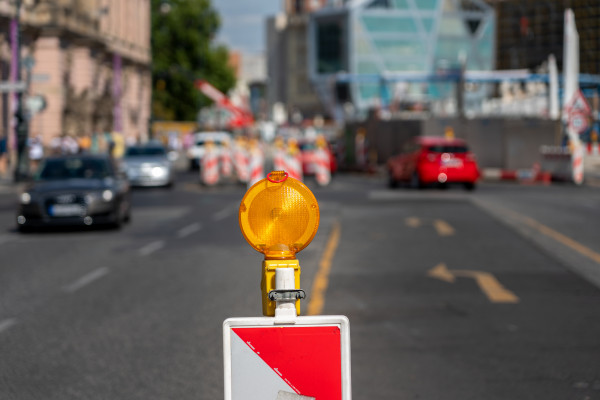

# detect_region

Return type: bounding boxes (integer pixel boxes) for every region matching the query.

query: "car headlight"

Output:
[102,189,114,202]
[20,192,31,204]
[151,166,166,178]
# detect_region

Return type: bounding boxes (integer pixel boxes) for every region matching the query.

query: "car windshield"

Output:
[300,143,316,151]
[428,145,468,153]
[196,140,222,146]
[125,147,166,156]
[37,158,112,180]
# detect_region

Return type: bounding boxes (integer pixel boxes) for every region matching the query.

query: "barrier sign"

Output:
[223,315,351,400]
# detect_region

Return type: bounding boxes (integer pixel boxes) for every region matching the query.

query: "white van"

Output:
[187,131,232,170]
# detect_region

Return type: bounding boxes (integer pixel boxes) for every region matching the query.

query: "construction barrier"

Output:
[202,142,219,186]
[313,146,331,186]
[247,143,265,188]
[221,145,233,177]
[233,140,249,183]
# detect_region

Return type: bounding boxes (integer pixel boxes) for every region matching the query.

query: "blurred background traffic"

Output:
[0,0,598,188]
[1,1,600,399]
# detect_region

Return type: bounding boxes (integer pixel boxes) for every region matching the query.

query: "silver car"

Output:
[122,144,174,187]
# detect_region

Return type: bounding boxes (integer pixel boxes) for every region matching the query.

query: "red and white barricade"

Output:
[285,151,303,182]
[273,147,286,172]
[313,147,331,186]
[233,145,249,183]
[202,144,219,186]
[221,146,233,177]
[247,146,265,188]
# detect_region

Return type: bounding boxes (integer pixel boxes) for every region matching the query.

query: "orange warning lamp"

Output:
[239,170,319,259]
[239,171,320,316]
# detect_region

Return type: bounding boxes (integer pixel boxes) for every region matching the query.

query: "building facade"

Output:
[266,0,327,124]
[308,0,495,119]
[0,0,151,152]
[490,0,599,75]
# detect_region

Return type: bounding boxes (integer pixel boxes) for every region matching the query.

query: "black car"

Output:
[16,154,131,231]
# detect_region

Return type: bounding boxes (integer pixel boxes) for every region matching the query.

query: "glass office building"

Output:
[309,0,495,116]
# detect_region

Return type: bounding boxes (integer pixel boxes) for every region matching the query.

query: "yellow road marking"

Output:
[405,217,421,228]
[406,217,455,236]
[433,219,455,236]
[428,263,519,303]
[307,221,341,316]
[501,208,600,265]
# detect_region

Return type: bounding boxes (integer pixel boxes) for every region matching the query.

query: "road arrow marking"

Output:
[406,217,455,236]
[433,219,455,236]
[428,263,519,303]
[405,217,421,228]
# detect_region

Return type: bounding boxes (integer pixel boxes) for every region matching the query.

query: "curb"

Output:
[482,168,552,185]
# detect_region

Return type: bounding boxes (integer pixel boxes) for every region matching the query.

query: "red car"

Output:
[387,136,480,190]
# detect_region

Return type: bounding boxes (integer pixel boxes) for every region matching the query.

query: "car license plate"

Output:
[49,204,84,217]
[442,159,463,168]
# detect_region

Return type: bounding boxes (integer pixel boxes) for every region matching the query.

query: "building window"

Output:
[317,20,346,73]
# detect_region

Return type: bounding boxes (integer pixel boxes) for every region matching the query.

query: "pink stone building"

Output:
[0,0,151,151]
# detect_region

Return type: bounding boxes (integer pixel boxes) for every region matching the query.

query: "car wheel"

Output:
[388,173,398,188]
[17,225,32,234]
[411,172,423,189]
[464,182,476,191]
[123,208,131,224]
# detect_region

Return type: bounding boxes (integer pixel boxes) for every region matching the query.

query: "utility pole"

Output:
[11,0,29,182]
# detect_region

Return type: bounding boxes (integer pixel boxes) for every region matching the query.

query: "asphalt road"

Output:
[0,171,599,400]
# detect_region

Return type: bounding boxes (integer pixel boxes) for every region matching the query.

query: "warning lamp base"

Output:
[268,289,306,301]
[261,260,301,317]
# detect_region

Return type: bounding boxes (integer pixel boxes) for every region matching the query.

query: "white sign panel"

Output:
[0,81,26,93]
[223,315,351,400]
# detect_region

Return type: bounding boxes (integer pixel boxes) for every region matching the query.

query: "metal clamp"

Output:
[268,289,306,301]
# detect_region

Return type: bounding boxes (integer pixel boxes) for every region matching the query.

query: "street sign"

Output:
[224,315,351,400]
[0,81,26,93]
[568,111,589,134]
[565,89,591,115]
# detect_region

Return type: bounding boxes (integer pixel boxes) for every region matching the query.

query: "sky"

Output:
[212,0,282,55]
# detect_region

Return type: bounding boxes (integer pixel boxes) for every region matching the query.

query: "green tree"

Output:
[151,0,236,121]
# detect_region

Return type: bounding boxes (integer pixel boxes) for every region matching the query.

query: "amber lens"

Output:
[239,172,319,257]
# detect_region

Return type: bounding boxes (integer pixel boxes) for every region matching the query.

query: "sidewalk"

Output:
[0,176,18,194]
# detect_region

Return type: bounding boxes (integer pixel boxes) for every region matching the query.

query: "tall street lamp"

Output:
[10,0,29,181]
[149,0,173,140]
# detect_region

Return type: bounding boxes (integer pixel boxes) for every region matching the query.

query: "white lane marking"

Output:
[139,240,165,256]
[177,222,202,238]
[213,206,236,221]
[0,318,17,334]
[63,267,109,293]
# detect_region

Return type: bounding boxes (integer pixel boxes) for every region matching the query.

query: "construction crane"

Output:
[194,80,254,129]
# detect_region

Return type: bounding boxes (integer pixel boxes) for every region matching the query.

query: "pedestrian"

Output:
[78,133,92,153]
[28,136,44,172]
[0,135,7,178]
